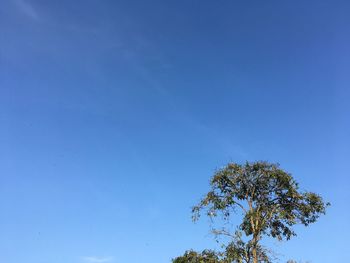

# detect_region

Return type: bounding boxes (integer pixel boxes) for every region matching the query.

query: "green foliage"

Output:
[223,231,272,263]
[175,161,329,263]
[172,250,222,263]
[192,161,329,241]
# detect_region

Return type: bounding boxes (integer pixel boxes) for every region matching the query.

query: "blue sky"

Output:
[0,0,349,262]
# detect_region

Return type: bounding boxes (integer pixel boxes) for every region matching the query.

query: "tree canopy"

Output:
[173,161,329,263]
[172,250,221,263]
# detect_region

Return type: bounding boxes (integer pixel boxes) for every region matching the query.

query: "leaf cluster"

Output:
[172,250,222,263]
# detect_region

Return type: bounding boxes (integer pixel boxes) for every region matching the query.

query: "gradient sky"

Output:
[1,0,349,262]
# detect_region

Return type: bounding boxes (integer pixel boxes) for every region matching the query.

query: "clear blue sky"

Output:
[1,0,349,262]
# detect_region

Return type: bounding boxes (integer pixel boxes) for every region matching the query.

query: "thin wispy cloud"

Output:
[82,256,114,263]
[14,0,39,20]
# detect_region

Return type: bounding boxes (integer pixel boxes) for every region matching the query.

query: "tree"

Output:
[172,249,222,263]
[175,161,329,263]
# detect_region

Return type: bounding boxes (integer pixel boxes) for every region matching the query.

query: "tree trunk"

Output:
[252,235,258,263]
[252,247,258,263]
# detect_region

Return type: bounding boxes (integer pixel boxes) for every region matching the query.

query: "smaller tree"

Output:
[173,249,222,263]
